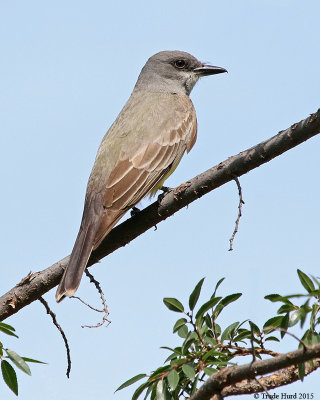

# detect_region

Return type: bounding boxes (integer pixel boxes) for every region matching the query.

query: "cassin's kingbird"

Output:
[56,50,227,302]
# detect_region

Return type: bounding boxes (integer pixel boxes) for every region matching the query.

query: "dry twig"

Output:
[38,297,71,378]
[80,269,110,328]
[228,176,245,251]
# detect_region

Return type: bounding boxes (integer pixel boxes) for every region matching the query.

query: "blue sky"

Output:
[1,1,320,399]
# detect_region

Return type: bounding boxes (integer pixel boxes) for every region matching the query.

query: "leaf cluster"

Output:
[0,322,45,395]
[117,270,320,400]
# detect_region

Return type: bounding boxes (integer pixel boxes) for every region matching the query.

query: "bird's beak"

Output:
[194,64,228,76]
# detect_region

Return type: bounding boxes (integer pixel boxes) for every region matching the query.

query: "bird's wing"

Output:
[93,95,197,248]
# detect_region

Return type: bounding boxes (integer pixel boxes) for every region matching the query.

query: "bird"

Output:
[56,50,227,302]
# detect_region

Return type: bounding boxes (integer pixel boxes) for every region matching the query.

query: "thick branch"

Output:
[1,109,319,321]
[221,361,320,397]
[191,343,320,400]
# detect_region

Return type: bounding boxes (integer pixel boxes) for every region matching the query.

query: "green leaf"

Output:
[0,326,19,338]
[233,330,252,342]
[182,338,196,355]
[0,322,16,332]
[311,275,320,288]
[150,382,157,400]
[300,299,311,328]
[289,309,302,327]
[182,364,195,380]
[164,353,177,364]
[190,373,199,395]
[249,321,260,335]
[195,297,222,321]
[177,325,188,338]
[200,324,209,337]
[160,346,181,356]
[144,383,155,400]
[5,349,31,375]
[214,293,242,317]
[203,367,216,376]
[156,380,165,400]
[1,360,18,395]
[214,323,221,337]
[167,369,179,390]
[278,304,296,314]
[132,382,150,400]
[160,346,175,352]
[221,322,239,342]
[263,316,283,334]
[116,374,147,392]
[310,304,320,331]
[163,298,184,313]
[300,329,312,347]
[173,318,187,333]
[204,313,212,329]
[202,349,226,361]
[298,362,305,381]
[203,336,217,346]
[265,336,280,342]
[212,278,225,298]
[149,366,171,380]
[264,294,286,303]
[297,269,315,293]
[22,357,46,364]
[310,332,320,345]
[280,314,289,338]
[189,278,205,311]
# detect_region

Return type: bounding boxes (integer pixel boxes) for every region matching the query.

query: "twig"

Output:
[80,269,111,328]
[249,325,272,400]
[188,312,207,348]
[250,325,257,362]
[71,296,104,313]
[271,327,308,351]
[219,344,279,358]
[229,176,244,251]
[38,297,71,378]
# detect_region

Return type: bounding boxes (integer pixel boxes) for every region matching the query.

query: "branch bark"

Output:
[220,361,320,397]
[1,109,319,321]
[190,343,320,400]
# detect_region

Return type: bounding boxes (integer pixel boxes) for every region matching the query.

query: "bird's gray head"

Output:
[134,50,227,95]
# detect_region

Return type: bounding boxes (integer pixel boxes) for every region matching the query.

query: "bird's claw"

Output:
[157,186,173,204]
[130,206,141,217]
[160,186,172,193]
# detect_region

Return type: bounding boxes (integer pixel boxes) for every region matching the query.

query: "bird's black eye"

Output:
[174,59,186,69]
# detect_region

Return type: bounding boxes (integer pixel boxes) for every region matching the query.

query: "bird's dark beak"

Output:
[194,64,228,76]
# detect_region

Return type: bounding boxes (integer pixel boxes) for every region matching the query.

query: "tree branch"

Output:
[221,361,320,397]
[1,109,319,321]
[190,343,320,400]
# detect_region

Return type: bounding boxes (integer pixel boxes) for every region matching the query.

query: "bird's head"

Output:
[135,50,227,95]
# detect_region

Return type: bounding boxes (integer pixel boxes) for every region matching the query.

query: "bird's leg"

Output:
[130,206,141,217]
[157,186,173,204]
[160,186,173,193]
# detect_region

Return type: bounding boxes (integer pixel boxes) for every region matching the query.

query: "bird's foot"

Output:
[130,206,141,217]
[160,186,172,193]
[157,186,173,204]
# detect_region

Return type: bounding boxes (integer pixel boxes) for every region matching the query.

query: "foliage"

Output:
[0,322,45,395]
[117,270,320,400]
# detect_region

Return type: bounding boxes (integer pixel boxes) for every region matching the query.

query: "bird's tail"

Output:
[55,223,97,302]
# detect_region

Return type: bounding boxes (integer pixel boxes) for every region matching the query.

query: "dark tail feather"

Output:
[55,223,97,302]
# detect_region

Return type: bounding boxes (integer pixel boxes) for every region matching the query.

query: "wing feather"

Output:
[103,101,196,213]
